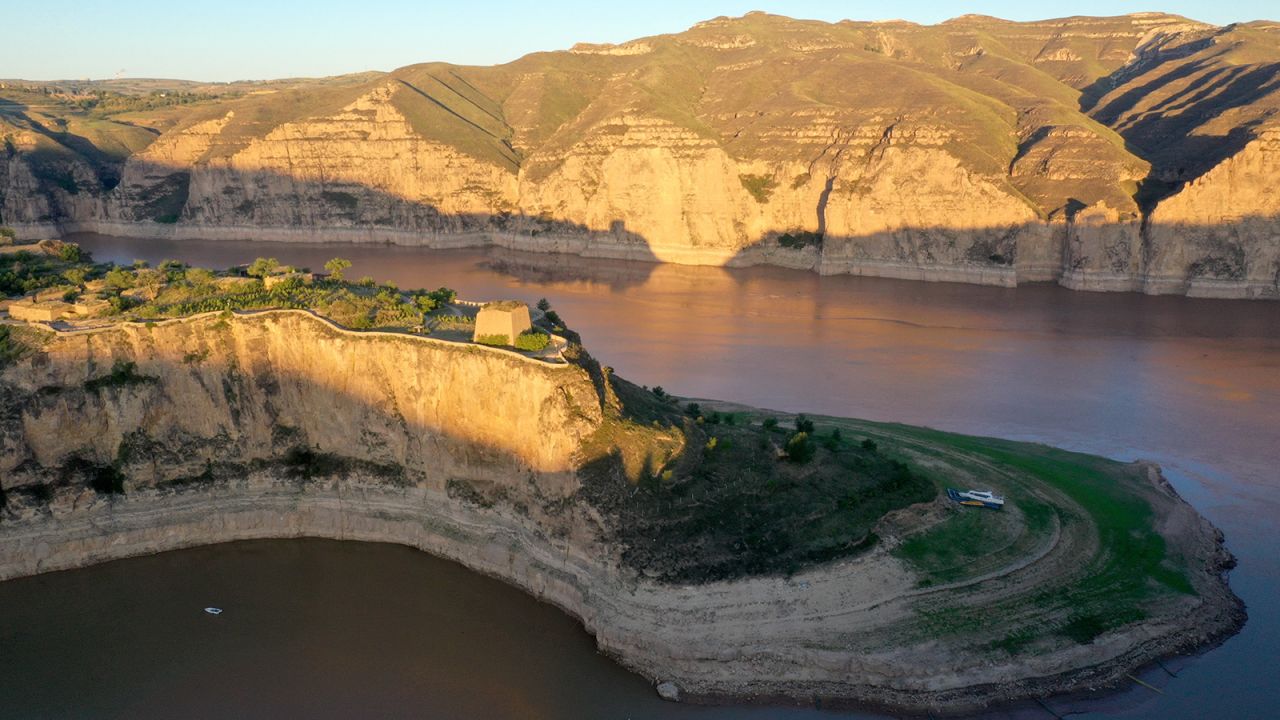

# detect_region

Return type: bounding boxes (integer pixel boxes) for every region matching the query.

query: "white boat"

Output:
[946,488,1006,509]
[203,607,223,615]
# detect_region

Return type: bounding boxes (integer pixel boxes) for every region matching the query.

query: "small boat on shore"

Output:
[203,607,223,615]
[947,488,1005,509]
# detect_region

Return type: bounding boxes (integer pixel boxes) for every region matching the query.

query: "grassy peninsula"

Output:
[0,241,1243,713]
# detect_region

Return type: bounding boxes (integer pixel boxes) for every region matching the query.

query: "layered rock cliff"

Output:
[2,13,1277,297]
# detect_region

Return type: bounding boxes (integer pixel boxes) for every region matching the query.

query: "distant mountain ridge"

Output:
[2,12,1279,297]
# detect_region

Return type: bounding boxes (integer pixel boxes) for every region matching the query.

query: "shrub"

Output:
[739,173,777,203]
[58,243,83,262]
[762,417,778,431]
[62,267,89,287]
[514,330,551,352]
[786,432,815,463]
[84,360,154,392]
[795,414,815,434]
[861,438,878,452]
[651,385,667,399]
[537,297,551,311]
[777,231,823,249]
[475,334,509,346]
[324,257,351,280]
[89,465,126,495]
[684,402,701,417]
[414,294,438,314]
[184,267,215,286]
[822,428,843,451]
[104,267,134,290]
[247,257,280,278]
[0,326,31,366]
[426,287,457,305]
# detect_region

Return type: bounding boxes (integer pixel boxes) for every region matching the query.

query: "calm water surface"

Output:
[2,233,1277,719]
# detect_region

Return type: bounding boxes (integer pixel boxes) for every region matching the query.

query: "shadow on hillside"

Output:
[1079,57,1280,209]
[9,149,1280,298]
[722,215,1280,296]
[0,98,132,194]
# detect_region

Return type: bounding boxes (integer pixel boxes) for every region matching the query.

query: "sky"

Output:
[2,0,1274,82]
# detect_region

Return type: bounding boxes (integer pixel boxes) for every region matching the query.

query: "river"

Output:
[2,233,1277,719]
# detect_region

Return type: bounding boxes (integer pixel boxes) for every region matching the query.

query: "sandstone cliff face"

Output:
[1143,130,1280,298]
[0,312,602,498]
[2,12,1277,297]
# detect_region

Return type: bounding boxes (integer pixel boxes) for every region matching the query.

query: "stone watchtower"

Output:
[473,300,532,344]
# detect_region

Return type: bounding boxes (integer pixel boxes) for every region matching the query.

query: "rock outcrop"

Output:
[1,12,1277,297]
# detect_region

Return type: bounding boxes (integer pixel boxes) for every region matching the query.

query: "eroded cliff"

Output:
[0,310,1244,714]
[2,13,1277,297]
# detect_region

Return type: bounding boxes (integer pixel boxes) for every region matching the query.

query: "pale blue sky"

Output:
[2,1,1273,82]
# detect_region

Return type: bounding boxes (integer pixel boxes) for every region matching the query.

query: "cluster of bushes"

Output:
[739,173,777,203]
[85,257,449,332]
[514,330,551,352]
[584,389,937,584]
[0,244,92,295]
[83,360,155,392]
[777,231,823,250]
[432,314,476,331]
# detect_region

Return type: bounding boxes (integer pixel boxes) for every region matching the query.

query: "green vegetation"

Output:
[579,382,936,583]
[246,257,281,278]
[738,173,777,203]
[0,325,40,366]
[83,360,156,393]
[323,257,351,281]
[513,330,551,352]
[777,231,823,250]
[854,423,1196,648]
[474,334,509,346]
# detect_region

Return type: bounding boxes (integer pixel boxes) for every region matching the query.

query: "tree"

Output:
[794,414,815,434]
[58,243,83,262]
[324,257,351,280]
[184,267,215,286]
[0,226,15,245]
[247,257,280,278]
[136,268,165,301]
[427,287,457,305]
[103,268,134,291]
[62,267,89,287]
[537,297,551,311]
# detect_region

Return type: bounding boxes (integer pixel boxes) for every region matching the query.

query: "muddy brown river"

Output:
[2,233,1277,718]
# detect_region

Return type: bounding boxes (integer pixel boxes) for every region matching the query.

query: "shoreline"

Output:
[0,446,1244,716]
[11,219,1279,300]
[0,312,1247,715]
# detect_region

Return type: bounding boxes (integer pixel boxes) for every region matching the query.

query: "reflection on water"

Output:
[3,232,1276,719]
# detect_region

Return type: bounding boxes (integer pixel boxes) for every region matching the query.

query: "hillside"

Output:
[2,12,1278,297]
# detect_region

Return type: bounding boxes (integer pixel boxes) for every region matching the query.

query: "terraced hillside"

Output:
[2,12,1278,296]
